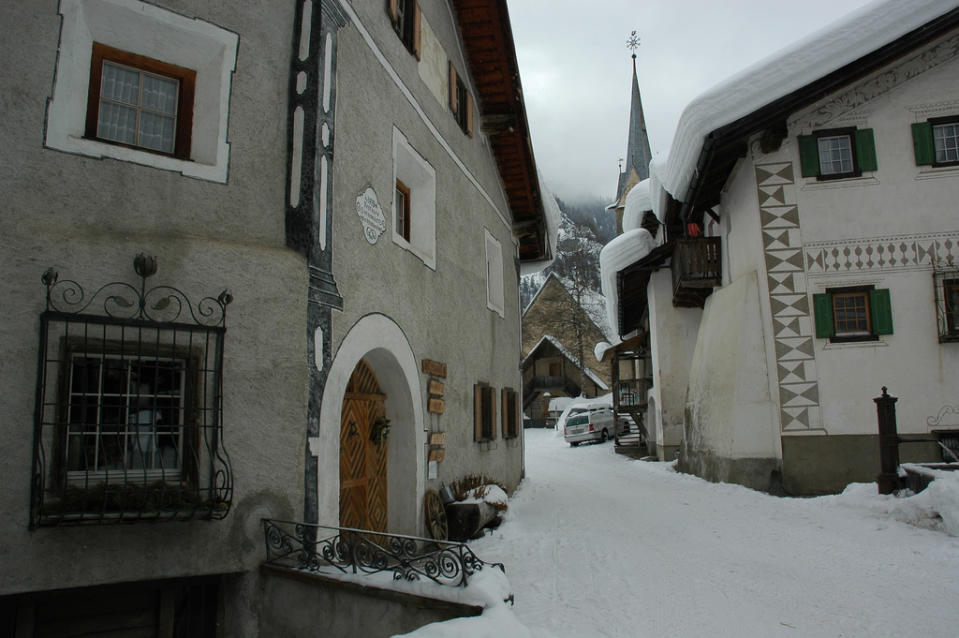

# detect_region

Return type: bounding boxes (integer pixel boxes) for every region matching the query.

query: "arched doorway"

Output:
[339,359,388,532]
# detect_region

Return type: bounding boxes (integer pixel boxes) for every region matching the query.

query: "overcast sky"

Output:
[505,0,876,203]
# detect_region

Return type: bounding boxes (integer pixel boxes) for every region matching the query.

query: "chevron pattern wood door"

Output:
[339,360,388,532]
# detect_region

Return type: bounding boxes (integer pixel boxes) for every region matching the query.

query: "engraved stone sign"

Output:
[355,187,386,244]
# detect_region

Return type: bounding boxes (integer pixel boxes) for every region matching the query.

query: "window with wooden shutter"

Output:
[388,0,421,59]
[798,127,876,180]
[813,286,891,343]
[448,62,474,137]
[474,383,496,441]
[914,116,959,166]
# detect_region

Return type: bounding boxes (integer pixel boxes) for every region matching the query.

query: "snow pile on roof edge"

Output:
[599,229,656,339]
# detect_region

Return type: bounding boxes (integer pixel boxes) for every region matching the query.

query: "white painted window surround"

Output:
[485,229,504,317]
[392,127,437,269]
[45,0,238,183]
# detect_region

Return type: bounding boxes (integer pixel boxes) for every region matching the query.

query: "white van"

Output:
[563,406,615,446]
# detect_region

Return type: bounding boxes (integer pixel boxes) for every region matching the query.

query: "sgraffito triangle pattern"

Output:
[755,162,821,432]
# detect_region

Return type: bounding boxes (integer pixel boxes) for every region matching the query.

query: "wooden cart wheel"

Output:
[425,489,448,541]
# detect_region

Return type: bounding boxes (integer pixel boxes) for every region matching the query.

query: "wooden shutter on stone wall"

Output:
[854,128,878,172]
[474,383,483,441]
[813,293,834,338]
[449,62,459,116]
[412,2,422,60]
[870,288,894,335]
[798,135,819,177]
[912,122,935,165]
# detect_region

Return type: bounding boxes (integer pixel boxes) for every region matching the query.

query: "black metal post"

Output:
[874,386,900,495]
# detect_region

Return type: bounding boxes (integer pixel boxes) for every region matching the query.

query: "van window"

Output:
[567,415,588,426]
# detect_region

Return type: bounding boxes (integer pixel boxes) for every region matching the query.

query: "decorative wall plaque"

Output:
[355,187,386,244]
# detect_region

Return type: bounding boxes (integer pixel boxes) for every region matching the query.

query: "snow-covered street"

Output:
[407,428,959,637]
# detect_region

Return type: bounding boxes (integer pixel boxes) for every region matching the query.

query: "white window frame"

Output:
[45,0,238,183]
[392,127,437,269]
[485,228,505,317]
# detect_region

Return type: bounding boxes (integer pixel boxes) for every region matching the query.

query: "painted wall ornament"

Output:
[356,187,387,244]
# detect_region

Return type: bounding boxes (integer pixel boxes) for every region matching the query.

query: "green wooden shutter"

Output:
[813,293,834,338]
[911,122,934,165]
[870,288,893,335]
[855,128,878,172]
[798,135,820,177]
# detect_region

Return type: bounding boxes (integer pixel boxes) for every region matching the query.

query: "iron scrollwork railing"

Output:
[30,254,234,527]
[262,519,505,588]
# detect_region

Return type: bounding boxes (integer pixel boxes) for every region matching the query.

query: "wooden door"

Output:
[339,360,388,532]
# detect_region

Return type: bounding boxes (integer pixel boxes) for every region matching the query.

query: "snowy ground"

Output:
[399,429,959,637]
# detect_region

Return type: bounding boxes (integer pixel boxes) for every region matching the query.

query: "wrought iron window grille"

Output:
[30,254,234,528]
[933,266,959,343]
[262,519,506,590]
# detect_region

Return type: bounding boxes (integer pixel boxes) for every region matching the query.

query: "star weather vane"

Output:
[626,31,640,59]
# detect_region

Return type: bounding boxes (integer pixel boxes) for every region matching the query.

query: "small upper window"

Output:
[798,128,877,180]
[913,117,959,167]
[86,43,195,159]
[448,63,474,137]
[395,179,411,242]
[392,127,436,268]
[933,121,959,164]
[817,135,854,176]
[387,0,421,59]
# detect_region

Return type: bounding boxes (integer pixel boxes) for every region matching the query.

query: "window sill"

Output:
[822,338,887,350]
[801,175,879,191]
[47,134,226,183]
[476,440,498,451]
[487,299,505,318]
[915,165,959,181]
[391,232,437,270]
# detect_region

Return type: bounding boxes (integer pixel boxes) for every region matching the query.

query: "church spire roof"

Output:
[612,33,653,210]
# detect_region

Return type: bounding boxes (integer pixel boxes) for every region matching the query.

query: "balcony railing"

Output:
[672,237,722,307]
[263,519,504,588]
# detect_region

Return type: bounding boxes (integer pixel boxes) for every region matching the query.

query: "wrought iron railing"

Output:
[262,519,504,588]
[30,254,233,527]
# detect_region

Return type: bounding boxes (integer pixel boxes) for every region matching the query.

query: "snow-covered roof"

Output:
[656,0,959,205]
[519,173,562,276]
[621,179,651,232]
[598,229,657,340]
[522,334,609,391]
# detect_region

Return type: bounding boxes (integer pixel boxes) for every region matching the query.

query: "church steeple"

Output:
[610,31,654,234]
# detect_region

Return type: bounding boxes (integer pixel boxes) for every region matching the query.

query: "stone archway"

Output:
[339,359,388,532]
[317,314,424,535]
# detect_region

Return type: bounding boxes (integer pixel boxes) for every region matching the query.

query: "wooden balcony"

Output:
[672,237,722,307]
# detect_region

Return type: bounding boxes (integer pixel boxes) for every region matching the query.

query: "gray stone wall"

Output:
[327,4,525,506]
[0,0,305,603]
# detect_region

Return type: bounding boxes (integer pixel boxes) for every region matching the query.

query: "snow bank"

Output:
[392,567,554,638]
[655,0,959,207]
[599,228,656,339]
[821,467,959,537]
